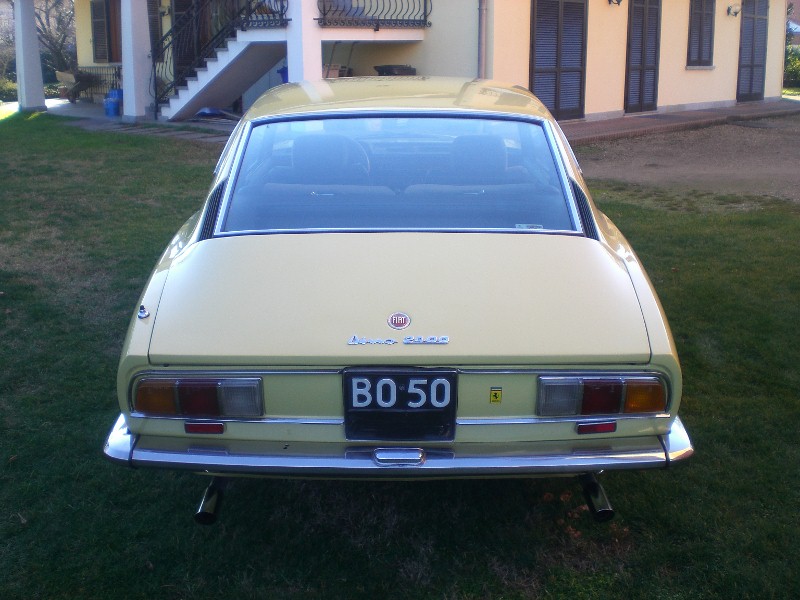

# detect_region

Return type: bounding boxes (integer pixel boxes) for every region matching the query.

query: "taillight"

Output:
[134,379,178,415]
[582,379,624,414]
[133,377,263,418]
[537,375,666,417]
[179,381,219,416]
[623,379,666,413]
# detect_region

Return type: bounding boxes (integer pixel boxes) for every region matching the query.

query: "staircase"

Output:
[152,0,433,121]
[158,29,287,121]
[154,0,289,121]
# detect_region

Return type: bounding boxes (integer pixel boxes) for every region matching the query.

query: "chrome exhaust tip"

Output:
[579,473,615,523]
[194,477,226,525]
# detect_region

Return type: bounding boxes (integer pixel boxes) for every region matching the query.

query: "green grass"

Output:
[2,113,800,599]
[783,87,800,96]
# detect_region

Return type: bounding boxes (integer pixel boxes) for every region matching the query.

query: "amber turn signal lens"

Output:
[623,379,666,413]
[134,380,178,415]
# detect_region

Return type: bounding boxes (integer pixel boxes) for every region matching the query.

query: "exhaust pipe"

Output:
[579,473,615,523]
[194,477,227,525]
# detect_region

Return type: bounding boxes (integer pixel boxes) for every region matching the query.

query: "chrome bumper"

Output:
[104,414,693,478]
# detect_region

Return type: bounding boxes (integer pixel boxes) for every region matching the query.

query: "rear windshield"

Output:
[221,116,575,233]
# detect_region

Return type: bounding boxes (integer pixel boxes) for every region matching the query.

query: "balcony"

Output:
[316,0,432,29]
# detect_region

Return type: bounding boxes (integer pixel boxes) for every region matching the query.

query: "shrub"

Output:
[785,46,800,87]
[0,79,67,102]
[0,77,17,102]
[44,83,62,99]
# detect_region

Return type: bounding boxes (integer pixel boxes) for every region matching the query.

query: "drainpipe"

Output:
[478,0,488,79]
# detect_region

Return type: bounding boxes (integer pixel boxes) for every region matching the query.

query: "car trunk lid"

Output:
[148,233,651,366]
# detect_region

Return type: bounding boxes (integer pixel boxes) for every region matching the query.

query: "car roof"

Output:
[244,77,553,122]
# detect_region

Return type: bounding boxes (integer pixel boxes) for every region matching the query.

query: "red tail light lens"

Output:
[581,379,623,415]
[178,381,219,416]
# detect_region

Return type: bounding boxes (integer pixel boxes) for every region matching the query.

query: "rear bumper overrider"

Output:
[103,413,693,478]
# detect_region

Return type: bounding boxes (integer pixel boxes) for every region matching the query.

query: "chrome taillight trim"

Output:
[127,369,673,423]
[536,373,671,418]
[128,369,342,422]
[130,374,265,418]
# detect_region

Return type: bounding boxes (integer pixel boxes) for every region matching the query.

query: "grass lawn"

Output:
[783,87,800,97]
[1,113,799,599]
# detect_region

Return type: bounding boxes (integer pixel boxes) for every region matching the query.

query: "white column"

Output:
[14,0,46,112]
[120,0,152,121]
[286,0,323,82]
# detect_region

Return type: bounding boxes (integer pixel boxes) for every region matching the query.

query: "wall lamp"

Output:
[608,0,623,5]
[727,4,741,16]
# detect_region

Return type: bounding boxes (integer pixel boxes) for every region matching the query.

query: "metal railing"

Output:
[73,66,122,100]
[317,0,432,29]
[152,0,289,110]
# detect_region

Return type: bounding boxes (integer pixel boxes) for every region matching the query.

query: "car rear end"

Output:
[104,79,692,521]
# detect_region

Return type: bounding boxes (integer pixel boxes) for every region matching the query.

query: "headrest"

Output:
[451,135,508,183]
[291,134,351,173]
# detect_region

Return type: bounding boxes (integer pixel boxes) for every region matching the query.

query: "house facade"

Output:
[14,0,787,121]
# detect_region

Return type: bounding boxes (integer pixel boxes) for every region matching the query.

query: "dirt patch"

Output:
[573,114,800,203]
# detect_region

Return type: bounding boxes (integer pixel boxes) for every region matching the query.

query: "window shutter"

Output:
[533,0,558,111]
[627,3,644,108]
[148,0,162,57]
[700,9,713,63]
[534,1,558,70]
[91,0,109,63]
[560,1,584,69]
[687,0,715,67]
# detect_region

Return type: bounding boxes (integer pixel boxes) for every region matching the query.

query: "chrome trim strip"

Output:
[103,413,693,477]
[457,413,670,426]
[133,368,666,376]
[214,228,583,238]
[214,119,253,236]
[542,119,584,234]
[133,369,343,377]
[456,368,669,376]
[128,413,344,426]
[266,417,344,425]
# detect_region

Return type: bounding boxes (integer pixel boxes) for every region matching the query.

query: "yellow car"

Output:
[104,78,692,523]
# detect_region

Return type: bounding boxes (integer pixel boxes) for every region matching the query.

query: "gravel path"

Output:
[573,114,800,203]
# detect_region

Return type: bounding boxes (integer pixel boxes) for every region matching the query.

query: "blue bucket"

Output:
[104,97,120,117]
[277,66,288,83]
[108,88,123,101]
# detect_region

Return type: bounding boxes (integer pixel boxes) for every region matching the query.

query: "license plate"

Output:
[343,368,457,441]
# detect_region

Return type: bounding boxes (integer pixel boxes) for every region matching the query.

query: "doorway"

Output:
[625,0,661,113]
[737,0,769,102]
[530,0,588,120]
